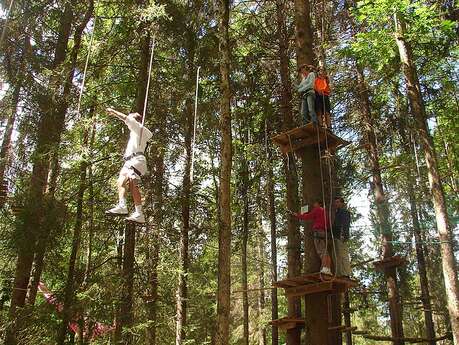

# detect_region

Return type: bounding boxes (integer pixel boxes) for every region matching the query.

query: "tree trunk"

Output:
[275,1,301,344]
[215,0,232,344]
[83,122,97,287]
[115,12,153,341]
[57,162,87,345]
[144,146,164,345]
[27,1,94,307]
[407,181,436,345]
[257,229,267,345]
[0,81,21,187]
[395,90,437,345]
[57,101,95,344]
[394,14,459,344]
[144,83,165,345]
[5,3,77,343]
[240,126,250,345]
[114,222,136,345]
[266,121,278,345]
[176,97,193,345]
[355,65,405,345]
[293,0,343,344]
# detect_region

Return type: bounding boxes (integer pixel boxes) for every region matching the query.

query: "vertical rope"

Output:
[411,133,421,179]
[138,34,156,147]
[76,16,97,115]
[190,66,201,184]
[0,0,15,49]
[142,34,156,126]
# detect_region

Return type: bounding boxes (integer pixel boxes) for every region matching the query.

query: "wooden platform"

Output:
[271,124,350,154]
[273,273,358,297]
[270,317,305,331]
[373,255,406,271]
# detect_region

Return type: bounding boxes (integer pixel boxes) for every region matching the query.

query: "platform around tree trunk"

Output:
[271,123,350,154]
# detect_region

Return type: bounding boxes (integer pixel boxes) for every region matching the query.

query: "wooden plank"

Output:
[270,317,305,331]
[272,124,350,155]
[285,281,334,297]
[274,273,358,290]
[273,280,300,288]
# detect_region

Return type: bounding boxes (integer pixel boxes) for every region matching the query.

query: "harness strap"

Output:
[123,152,144,161]
[130,166,142,177]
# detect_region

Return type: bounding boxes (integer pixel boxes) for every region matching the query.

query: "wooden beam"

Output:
[270,318,305,331]
[353,332,452,343]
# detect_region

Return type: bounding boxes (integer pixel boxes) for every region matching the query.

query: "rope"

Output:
[315,124,332,281]
[287,133,299,179]
[138,34,156,145]
[0,0,14,49]
[314,90,338,280]
[141,35,156,126]
[76,15,97,115]
[322,110,339,279]
[190,66,201,184]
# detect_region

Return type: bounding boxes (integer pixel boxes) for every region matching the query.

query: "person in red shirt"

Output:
[293,200,332,275]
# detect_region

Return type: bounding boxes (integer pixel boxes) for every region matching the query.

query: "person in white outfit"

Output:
[105,107,153,223]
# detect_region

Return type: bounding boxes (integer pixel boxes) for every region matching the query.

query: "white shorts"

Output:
[120,155,147,181]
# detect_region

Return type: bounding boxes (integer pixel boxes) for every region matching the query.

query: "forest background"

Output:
[0,0,458,344]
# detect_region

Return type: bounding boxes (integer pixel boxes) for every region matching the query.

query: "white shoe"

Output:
[320,267,332,275]
[106,205,128,215]
[126,211,145,224]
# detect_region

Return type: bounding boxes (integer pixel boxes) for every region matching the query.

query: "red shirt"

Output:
[297,206,329,232]
[314,76,331,96]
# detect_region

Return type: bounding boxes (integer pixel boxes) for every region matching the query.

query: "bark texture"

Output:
[394,14,459,344]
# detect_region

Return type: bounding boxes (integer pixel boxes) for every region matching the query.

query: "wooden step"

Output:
[273,273,358,297]
[270,317,305,331]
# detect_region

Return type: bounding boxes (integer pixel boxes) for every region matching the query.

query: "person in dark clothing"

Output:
[332,197,351,277]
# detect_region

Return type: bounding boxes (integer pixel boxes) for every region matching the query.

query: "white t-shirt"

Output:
[124,114,153,157]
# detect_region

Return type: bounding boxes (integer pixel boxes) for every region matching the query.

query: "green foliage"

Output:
[0,0,457,343]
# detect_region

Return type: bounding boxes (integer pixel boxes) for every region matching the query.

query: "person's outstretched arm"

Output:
[106,107,127,122]
[293,208,316,221]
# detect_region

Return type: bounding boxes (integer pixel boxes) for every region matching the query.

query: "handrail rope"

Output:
[190,66,201,184]
[0,0,15,49]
